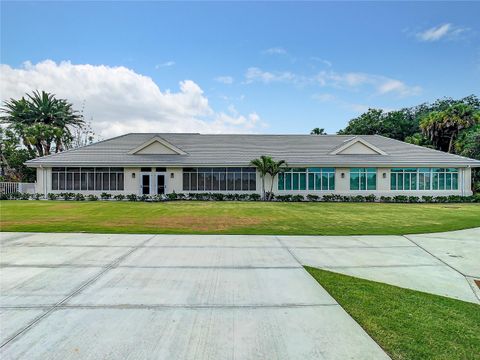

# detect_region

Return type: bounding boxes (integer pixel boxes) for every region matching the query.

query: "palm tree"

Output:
[267,159,287,200]
[420,104,479,153]
[250,155,273,200]
[1,90,84,157]
[310,127,326,135]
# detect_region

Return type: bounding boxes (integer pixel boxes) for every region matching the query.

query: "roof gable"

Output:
[330,137,387,155]
[128,136,187,155]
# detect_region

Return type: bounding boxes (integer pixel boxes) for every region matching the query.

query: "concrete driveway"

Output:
[1,229,479,359]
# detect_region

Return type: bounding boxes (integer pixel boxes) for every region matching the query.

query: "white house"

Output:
[26,133,480,197]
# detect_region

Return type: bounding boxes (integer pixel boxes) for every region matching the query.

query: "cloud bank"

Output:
[0,60,264,138]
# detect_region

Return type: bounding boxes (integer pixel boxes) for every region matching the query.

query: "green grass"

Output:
[1,200,479,235]
[305,267,480,360]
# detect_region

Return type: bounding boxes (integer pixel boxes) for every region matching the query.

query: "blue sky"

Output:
[1,1,479,137]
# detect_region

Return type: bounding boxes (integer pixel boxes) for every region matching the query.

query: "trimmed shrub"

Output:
[33,193,43,200]
[434,196,448,203]
[0,193,9,200]
[74,193,85,201]
[351,195,366,202]
[249,193,261,201]
[408,196,420,203]
[365,194,376,202]
[291,194,304,202]
[139,194,150,202]
[422,196,434,203]
[61,192,75,201]
[87,194,98,201]
[211,193,225,201]
[47,193,58,200]
[20,192,30,200]
[100,192,112,200]
[276,195,293,202]
[224,194,237,201]
[393,195,408,203]
[166,192,178,201]
[114,194,125,201]
[126,194,138,202]
[306,194,320,202]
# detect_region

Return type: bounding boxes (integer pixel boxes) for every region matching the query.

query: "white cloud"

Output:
[246,67,421,97]
[0,60,265,137]
[263,47,287,55]
[415,23,468,42]
[155,61,175,68]
[214,76,234,84]
[245,67,298,84]
[310,57,332,67]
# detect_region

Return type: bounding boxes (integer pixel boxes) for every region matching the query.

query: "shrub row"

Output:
[2,191,479,203]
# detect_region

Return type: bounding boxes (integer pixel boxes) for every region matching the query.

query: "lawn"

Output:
[305,267,480,360]
[1,200,479,235]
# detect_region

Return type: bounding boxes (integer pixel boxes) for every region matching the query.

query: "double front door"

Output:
[140,173,166,195]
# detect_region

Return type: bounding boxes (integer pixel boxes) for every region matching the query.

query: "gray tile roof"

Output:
[25,133,480,167]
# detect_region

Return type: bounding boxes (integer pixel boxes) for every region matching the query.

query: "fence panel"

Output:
[0,182,36,194]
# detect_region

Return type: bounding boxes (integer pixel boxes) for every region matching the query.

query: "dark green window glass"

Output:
[452,173,458,190]
[285,173,292,190]
[367,172,376,190]
[292,173,299,190]
[350,172,359,190]
[299,173,306,190]
[278,173,284,190]
[308,174,315,190]
[329,173,335,190]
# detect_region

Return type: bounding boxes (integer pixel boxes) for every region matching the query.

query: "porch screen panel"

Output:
[182,167,256,191]
[51,167,124,191]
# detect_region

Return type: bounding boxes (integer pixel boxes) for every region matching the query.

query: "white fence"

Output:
[0,182,36,194]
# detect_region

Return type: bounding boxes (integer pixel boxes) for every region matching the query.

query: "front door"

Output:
[157,174,165,194]
[141,174,151,195]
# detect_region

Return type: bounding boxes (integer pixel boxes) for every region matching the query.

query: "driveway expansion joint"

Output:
[0,234,156,349]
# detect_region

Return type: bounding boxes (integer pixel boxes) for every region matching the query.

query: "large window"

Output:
[350,168,376,191]
[392,168,458,191]
[278,168,335,191]
[51,167,124,191]
[182,167,256,191]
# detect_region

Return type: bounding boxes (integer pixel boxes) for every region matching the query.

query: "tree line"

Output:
[313,95,480,191]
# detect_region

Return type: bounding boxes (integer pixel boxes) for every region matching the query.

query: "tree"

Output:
[455,124,480,192]
[0,128,36,182]
[1,90,84,157]
[310,128,327,135]
[266,159,287,200]
[250,155,272,200]
[420,103,479,153]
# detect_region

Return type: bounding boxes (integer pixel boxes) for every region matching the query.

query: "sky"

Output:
[1,1,479,139]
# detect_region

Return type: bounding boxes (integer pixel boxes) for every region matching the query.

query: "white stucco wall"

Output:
[33,166,474,197]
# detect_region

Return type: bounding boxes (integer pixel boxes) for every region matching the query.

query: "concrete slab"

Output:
[0,307,389,360]
[0,246,132,267]
[120,247,300,268]
[279,235,413,248]
[0,233,34,245]
[145,234,281,247]
[0,309,46,344]
[405,234,480,278]
[407,227,480,240]
[292,246,442,268]
[0,266,101,306]
[323,265,479,304]
[4,233,151,247]
[68,267,336,306]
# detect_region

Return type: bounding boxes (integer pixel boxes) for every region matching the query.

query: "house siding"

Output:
[35,166,473,197]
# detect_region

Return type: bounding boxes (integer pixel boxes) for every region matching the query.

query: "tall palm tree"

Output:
[267,159,287,200]
[420,104,479,153]
[1,90,84,157]
[250,155,273,200]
